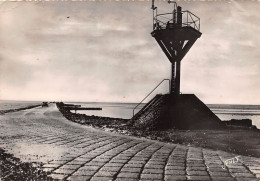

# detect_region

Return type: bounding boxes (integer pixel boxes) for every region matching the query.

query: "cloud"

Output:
[0,1,259,104]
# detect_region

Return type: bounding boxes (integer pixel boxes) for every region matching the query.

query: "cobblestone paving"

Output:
[0,104,260,181]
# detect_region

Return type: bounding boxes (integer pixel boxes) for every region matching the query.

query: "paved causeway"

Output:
[0,104,260,181]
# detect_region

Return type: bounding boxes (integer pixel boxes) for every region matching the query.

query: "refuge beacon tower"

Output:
[132,1,224,130]
[151,1,201,95]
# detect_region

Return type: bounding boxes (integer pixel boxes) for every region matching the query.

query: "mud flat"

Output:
[0,104,42,115]
[57,102,260,158]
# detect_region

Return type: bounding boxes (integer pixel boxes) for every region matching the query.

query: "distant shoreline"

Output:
[1,100,260,107]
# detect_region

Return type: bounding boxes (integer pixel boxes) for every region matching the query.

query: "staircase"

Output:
[132,94,161,120]
[131,94,169,130]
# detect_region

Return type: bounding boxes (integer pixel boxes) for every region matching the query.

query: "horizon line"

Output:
[1,99,260,106]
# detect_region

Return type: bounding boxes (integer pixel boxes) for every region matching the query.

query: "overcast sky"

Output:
[0,1,259,104]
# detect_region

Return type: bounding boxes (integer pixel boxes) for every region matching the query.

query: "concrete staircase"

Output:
[131,94,169,130]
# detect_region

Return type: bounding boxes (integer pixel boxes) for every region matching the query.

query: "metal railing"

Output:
[132,79,170,116]
[153,10,200,31]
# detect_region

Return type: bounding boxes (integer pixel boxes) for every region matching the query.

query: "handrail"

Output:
[132,79,170,116]
[153,10,200,31]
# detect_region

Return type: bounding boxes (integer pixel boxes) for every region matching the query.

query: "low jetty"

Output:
[62,103,102,111]
[223,119,257,129]
[56,102,127,128]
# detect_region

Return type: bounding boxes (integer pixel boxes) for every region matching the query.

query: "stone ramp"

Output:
[0,104,259,181]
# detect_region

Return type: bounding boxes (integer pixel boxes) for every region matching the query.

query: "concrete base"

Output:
[132,94,225,130]
[160,94,224,129]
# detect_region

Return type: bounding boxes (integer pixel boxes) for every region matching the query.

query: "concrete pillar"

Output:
[171,62,176,94]
[175,60,181,94]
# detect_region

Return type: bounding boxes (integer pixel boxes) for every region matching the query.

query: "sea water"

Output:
[73,102,260,129]
[1,100,259,129]
[70,102,144,119]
